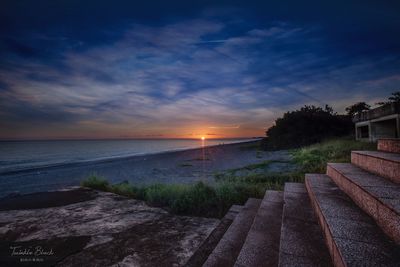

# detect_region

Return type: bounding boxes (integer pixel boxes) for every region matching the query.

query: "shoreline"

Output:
[0,140,292,198]
[0,139,261,176]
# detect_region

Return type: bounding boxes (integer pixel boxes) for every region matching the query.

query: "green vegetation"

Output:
[345,102,370,117]
[261,105,353,150]
[81,175,109,191]
[261,91,399,151]
[81,174,298,218]
[81,137,376,218]
[292,137,376,173]
[376,91,400,106]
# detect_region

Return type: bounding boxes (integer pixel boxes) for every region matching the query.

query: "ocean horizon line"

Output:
[0,137,263,142]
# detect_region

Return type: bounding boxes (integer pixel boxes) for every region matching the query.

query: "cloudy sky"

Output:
[1,0,399,139]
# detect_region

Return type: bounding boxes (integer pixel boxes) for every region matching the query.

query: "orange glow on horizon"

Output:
[201,136,205,140]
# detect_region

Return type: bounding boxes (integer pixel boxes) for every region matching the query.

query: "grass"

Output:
[81,175,298,218]
[292,137,376,173]
[81,137,376,218]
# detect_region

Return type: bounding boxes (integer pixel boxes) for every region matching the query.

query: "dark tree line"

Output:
[261,91,399,150]
[261,105,352,150]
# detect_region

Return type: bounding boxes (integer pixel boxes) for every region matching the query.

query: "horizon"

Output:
[1,1,400,139]
[0,137,262,142]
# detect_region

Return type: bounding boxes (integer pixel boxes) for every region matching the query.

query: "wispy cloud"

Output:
[0,14,399,139]
[208,125,240,129]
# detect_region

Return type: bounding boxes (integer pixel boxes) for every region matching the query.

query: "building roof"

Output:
[353,102,400,123]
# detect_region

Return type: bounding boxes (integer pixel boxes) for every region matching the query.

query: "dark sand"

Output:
[0,141,292,198]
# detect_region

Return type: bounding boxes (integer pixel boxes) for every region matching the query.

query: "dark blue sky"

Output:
[1,0,400,139]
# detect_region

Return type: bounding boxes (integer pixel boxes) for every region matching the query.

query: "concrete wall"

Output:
[355,114,400,142]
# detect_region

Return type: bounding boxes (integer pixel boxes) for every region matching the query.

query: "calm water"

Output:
[0,139,254,173]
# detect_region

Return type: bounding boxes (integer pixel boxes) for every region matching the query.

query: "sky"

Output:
[0,0,400,140]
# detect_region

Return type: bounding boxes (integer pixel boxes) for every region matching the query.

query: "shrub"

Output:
[171,182,218,217]
[145,184,188,207]
[81,175,109,191]
[109,181,138,198]
[261,105,353,150]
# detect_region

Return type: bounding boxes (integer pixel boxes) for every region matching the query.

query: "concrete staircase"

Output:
[186,138,400,267]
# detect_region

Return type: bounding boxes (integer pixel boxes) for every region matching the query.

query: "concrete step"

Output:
[327,163,400,243]
[351,150,400,183]
[234,191,284,267]
[378,138,400,153]
[186,205,243,267]
[305,174,400,267]
[203,198,261,267]
[278,183,332,267]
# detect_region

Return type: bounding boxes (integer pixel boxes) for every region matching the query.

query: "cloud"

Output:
[208,125,240,129]
[0,15,399,139]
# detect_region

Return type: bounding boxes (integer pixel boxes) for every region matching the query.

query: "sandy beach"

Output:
[0,141,292,198]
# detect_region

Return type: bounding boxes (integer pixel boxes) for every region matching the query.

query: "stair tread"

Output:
[328,163,400,213]
[224,205,243,220]
[229,205,243,213]
[352,150,400,163]
[234,190,283,267]
[306,174,400,266]
[278,183,332,267]
[203,198,261,267]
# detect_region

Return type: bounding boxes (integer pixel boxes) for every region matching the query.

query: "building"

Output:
[353,102,400,141]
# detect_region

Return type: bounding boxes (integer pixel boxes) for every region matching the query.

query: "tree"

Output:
[261,105,353,150]
[376,91,400,106]
[345,102,370,117]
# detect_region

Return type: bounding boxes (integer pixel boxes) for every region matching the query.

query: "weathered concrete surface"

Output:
[0,188,219,266]
[305,174,400,267]
[327,163,400,243]
[203,198,261,267]
[351,150,400,183]
[235,190,283,267]
[278,183,332,267]
[378,138,400,154]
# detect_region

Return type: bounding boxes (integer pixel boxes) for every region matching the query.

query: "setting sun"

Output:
[201,136,205,140]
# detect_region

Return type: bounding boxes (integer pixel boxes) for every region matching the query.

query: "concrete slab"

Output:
[278,183,332,266]
[203,198,261,267]
[327,163,400,243]
[0,189,219,266]
[306,174,400,267]
[235,191,284,267]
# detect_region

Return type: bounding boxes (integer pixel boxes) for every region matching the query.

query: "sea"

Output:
[0,138,255,174]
